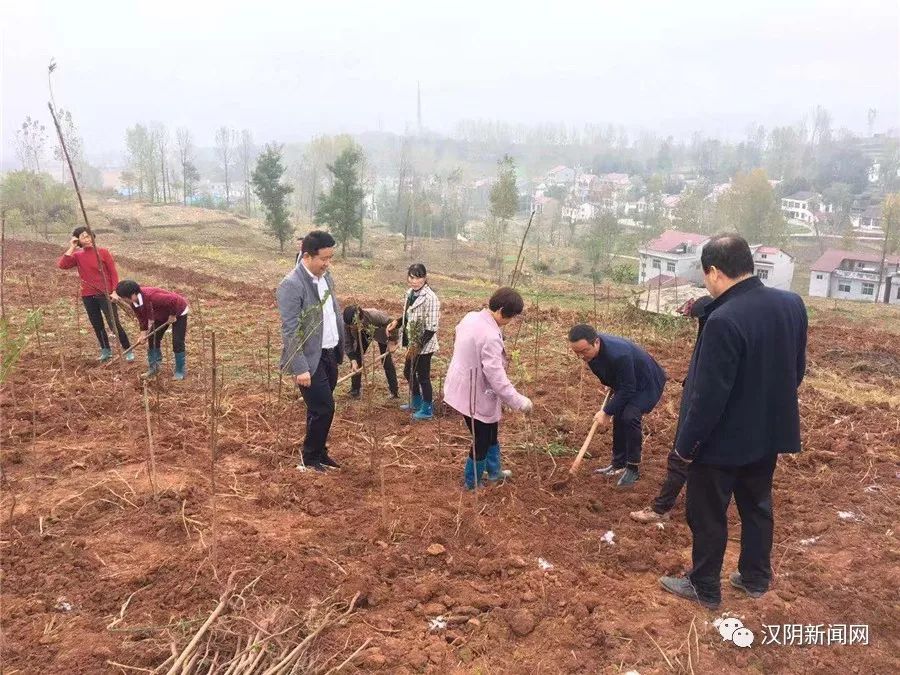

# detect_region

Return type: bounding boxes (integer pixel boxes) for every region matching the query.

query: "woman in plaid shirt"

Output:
[390,264,441,420]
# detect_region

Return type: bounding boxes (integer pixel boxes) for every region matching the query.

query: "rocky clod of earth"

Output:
[508,609,537,636]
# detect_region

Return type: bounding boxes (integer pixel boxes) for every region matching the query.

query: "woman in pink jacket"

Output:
[443,287,533,489]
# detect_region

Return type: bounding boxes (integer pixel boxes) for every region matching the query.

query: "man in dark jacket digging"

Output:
[343,305,401,399]
[630,295,713,524]
[568,325,667,487]
[659,234,807,610]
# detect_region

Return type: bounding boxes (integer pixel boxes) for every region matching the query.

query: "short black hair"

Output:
[301,230,336,257]
[72,226,90,238]
[488,287,524,318]
[568,324,598,343]
[701,234,754,278]
[116,280,141,297]
[407,263,427,278]
[343,305,361,326]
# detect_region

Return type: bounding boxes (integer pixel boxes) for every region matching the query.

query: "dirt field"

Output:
[2,233,899,674]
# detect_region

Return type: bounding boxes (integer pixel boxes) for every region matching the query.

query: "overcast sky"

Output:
[3,0,899,165]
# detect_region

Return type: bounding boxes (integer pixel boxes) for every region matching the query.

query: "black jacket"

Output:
[588,334,667,416]
[675,277,808,466]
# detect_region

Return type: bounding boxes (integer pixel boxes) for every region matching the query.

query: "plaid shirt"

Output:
[403,285,440,354]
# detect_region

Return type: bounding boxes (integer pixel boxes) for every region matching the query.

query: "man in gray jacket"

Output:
[277,230,345,471]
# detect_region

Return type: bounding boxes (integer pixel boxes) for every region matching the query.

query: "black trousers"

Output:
[463,416,499,461]
[611,404,642,469]
[299,348,338,464]
[651,449,690,514]
[350,337,399,396]
[148,315,188,352]
[82,295,131,350]
[687,454,778,602]
[404,352,433,403]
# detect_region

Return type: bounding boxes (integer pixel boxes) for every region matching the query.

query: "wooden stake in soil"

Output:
[24,276,43,356]
[0,213,6,321]
[142,380,159,497]
[468,368,479,496]
[266,325,272,416]
[209,331,219,569]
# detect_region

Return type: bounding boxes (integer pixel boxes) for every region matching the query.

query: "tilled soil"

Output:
[1,240,899,674]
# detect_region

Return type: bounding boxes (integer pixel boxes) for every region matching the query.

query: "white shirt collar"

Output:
[132,292,144,308]
[301,259,321,281]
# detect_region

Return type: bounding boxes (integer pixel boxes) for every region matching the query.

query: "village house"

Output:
[637,229,709,284]
[856,204,883,231]
[545,165,575,185]
[780,191,834,223]
[661,194,682,221]
[751,245,795,290]
[809,248,900,304]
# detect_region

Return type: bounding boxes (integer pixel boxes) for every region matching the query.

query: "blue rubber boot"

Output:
[464,457,488,490]
[400,394,423,411]
[146,348,162,377]
[98,347,113,362]
[412,401,433,421]
[173,352,186,380]
[486,444,512,481]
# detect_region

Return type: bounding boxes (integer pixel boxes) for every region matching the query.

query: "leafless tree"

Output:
[215,126,236,208]
[176,127,194,206]
[239,129,256,215]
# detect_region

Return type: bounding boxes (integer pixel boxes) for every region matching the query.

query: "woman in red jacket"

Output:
[57,227,133,362]
[114,280,189,380]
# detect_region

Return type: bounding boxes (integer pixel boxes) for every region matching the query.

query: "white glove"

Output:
[521,397,534,414]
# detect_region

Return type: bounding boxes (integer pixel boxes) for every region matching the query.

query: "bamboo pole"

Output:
[47,97,126,369]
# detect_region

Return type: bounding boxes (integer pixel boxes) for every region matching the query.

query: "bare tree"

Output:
[215,126,236,208]
[239,129,256,215]
[152,123,169,203]
[175,127,194,206]
[15,116,47,172]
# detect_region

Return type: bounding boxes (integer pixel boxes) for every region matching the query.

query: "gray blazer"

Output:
[276,264,345,376]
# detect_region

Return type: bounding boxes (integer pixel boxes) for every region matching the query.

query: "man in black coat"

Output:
[659,234,807,609]
[630,295,713,524]
[569,325,667,487]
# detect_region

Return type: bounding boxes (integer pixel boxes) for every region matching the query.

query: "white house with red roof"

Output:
[545,165,575,185]
[638,229,710,284]
[751,245,795,290]
[809,249,900,304]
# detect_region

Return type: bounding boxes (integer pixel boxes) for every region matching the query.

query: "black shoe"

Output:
[349,390,361,399]
[616,467,640,487]
[594,464,626,477]
[730,572,766,598]
[659,576,720,610]
[321,455,341,469]
[389,392,400,399]
[298,462,327,473]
